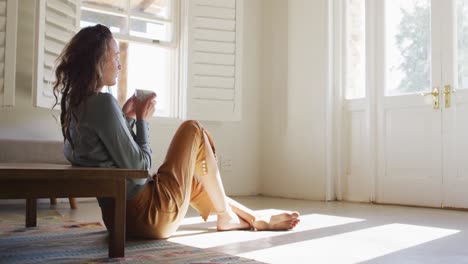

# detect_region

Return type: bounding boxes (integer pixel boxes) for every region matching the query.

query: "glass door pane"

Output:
[345,0,366,99]
[385,0,431,96]
[457,0,468,89]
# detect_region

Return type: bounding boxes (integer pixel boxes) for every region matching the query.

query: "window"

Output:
[80,0,177,117]
[345,0,366,100]
[457,0,468,90]
[384,0,431,96]
[33,0,243,121]
[341,0,434,98]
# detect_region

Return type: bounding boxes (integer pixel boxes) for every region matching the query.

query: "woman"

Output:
[53,24,300,239]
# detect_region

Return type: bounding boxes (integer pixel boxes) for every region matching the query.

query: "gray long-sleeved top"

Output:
[63,93,152,207]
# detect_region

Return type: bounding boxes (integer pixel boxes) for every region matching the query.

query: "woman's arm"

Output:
[125,117,137,140]
[95,94,152,170]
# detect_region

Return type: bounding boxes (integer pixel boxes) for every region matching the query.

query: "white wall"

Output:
[259,0,329,200]
[0,0,262,196]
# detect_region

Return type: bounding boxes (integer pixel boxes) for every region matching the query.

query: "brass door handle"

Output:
[421,87,441,109]
[444,85,451,108]
[431,87,439,109]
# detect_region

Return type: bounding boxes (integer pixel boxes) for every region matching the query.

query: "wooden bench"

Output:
[0,163,148,258]
[0,139,79,209]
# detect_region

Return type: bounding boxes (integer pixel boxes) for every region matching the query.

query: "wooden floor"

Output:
[1,196,468,263]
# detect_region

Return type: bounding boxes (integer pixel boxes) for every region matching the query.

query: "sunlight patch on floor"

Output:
[238,223,459,264]
[169,210,364,249]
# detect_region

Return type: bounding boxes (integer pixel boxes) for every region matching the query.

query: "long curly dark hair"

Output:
[53,24,113,148]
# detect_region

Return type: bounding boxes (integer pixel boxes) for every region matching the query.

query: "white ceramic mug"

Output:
[135,89,153,101]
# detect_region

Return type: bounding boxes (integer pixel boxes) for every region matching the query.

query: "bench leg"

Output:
[69,197,78,209]
[26,198,37,227]
[108,187,126,258]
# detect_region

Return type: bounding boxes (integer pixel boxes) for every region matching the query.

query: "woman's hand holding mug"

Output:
[135,89,157,121]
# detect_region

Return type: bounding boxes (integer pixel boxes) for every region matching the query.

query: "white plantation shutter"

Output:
[0,0,17,108]
[33,0,80,108]
[182,0,243,121]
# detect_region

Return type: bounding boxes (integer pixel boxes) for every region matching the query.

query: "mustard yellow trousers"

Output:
[102,120,215,239]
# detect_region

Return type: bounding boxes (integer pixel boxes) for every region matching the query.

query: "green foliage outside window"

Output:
[395,1,468,92]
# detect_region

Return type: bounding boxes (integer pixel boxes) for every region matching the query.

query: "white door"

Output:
[442,0,468,208]
[377,0,468,208]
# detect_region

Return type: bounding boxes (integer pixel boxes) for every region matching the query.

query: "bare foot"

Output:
[252,212,300,231]
[216,210,251,231]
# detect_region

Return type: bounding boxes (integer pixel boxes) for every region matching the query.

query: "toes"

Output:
[287,218,300,230]
[277,212,298,221]
[290,219,300,228]
[278,212,300,222]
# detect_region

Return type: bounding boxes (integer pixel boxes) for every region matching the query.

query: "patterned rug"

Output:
[0,211,264,264]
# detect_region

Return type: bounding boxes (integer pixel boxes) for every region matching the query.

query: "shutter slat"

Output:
[194,40,235,54]
[194,28,235,42]
[46,10,75,32]
[194,0,235,9]
[194,76,235,89]
[43,68,55,83]
[194,52,234,65]
[193,87,234,100]
[46,24,73,44]
[47,0,75,18]
[194,6,235,20]
[42,85,54,98]
[44,53,56,69]
[44,38,64,56]
[194,64,235,77]
[194,17,235,31]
